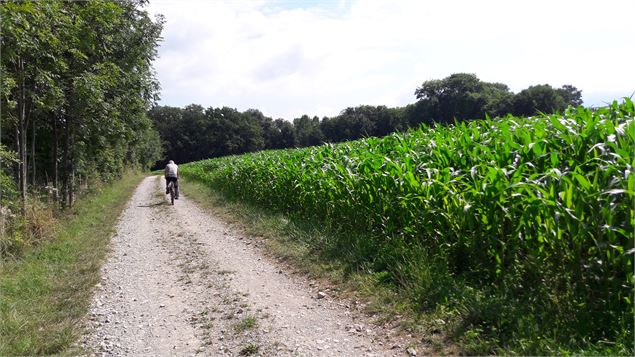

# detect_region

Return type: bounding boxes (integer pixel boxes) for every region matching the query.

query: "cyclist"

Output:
[164,160,179,199]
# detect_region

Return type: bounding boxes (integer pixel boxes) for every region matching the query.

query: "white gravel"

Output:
[80,176,415,356]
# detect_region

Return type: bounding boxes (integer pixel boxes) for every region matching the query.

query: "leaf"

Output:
[548,116,567,131]
[570,172,591,190]
[602,189,626,196]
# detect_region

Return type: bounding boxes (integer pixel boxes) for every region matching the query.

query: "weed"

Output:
[239,342,259,355]
[234,315,258,333]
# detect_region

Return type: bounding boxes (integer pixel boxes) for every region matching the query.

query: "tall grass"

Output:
[181,101,634,354]
[0,173,144,355]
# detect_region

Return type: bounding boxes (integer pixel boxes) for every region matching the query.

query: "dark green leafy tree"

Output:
[294,115,323,147]
[1,0,66,211]
[479,82,515,117]
[232,108,265,153]
[557,84,583,107]
[273,118,297,149]
[373,106,407,137]
[0,0,164,209]
[414,73,514,123]
[512,84,567,116]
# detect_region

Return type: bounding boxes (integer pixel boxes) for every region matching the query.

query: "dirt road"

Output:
[81,176,412,356]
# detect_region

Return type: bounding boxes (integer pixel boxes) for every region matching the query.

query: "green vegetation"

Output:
[234,315,258,333]
[181,101,634,355]
[1,0,163,213]
[149,73,581,167]
[0,2,161,354]
[0,172,144,356]
[239,342,260,356]
[1,0,162,258]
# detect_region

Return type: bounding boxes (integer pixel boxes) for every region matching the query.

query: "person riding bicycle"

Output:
[164,160,179,199]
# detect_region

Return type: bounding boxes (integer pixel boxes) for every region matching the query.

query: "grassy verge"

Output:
[0,172,145,356]
[180,176,456,354]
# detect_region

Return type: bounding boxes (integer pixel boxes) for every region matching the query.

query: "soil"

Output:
[80,176,421,356]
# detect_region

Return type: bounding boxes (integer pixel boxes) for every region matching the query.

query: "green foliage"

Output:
[148,103,406,167]
[149,105,270,166]
[234,315,258,333]
[0,145,19,204]
[414,73,582,122]
[181,101,634,354]
[150,74,582,167]
[239,343,259,356]
[415,73,514,121]
[513,84,567,116]
[1,0,163,209]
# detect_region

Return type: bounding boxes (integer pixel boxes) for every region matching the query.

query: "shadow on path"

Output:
[136,202,165,208]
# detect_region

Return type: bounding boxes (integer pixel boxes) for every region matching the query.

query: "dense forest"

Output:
[0,0,164,215]
[150,73,582,167]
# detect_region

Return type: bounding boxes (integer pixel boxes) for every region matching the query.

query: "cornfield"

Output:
[181,100,634,352]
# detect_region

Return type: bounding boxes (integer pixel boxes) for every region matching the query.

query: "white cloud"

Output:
[146,0,635,119]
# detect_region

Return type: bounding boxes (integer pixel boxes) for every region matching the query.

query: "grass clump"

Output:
[234,315,258,333]
[239,342,259,356]
[0,172,144,356]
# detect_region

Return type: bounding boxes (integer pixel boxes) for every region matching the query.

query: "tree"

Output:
[479,82,514,117]
[414,73,513,123]
[148,105,184,165]
[1,0,66,211]
[294,115,323,147]
[512,84,566,116]
[1,0,164,209]
[273,119,297,149]
[238,109,266,153]
[374,106,406,136]
[557,84,583,107]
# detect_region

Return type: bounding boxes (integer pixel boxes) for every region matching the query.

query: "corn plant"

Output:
[181,100,634,353]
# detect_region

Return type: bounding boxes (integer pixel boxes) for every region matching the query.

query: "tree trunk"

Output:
[63,113,75,208]
[69,157,74,207]
[19,58,28,215]
[52,115,59,202]
[62,114,69,208]
[14,127,20,191]
[19,109,27,214]
[31,119,36,187]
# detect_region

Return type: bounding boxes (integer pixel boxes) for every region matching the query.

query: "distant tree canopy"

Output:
[414,73,513,122]
[512,84,583,116]
[149,104,409,166]
[150,73,584,166]
[1,0,164,209]
[414,73,582,121]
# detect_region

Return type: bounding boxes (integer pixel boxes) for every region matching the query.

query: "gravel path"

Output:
[80,176,416,356]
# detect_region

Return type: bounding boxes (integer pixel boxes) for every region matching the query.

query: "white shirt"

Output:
[165,163,178,178]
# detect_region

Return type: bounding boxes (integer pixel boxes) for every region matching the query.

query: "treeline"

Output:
[151,73,582,166]
[0,0,164,213]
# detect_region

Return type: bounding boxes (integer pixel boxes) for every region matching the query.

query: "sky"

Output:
[146,0,635,121]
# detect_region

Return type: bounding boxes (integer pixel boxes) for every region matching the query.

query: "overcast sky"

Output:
[146,0,635,121]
